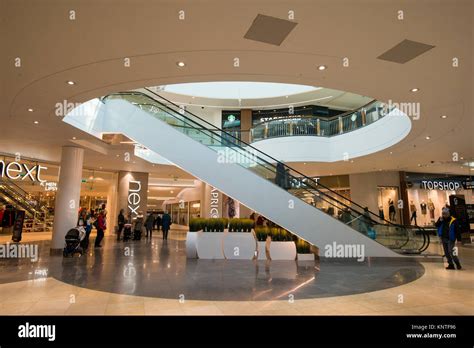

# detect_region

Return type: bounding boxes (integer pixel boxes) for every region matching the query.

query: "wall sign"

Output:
[210,187,220,218]
[0,160,47,182]
[420,180,461,191]
[128,180,141,216]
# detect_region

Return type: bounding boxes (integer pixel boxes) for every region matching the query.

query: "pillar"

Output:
[51,146,84,251]
[240,109,252,143]
[117,171,149,221]
[106,172,118,234]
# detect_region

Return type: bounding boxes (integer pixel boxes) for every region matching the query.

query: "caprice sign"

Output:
[421,180,461,191]
[0,160,47,182]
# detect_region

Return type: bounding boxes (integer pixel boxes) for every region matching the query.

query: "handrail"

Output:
[252,99,377,126]
[103,90,412,233]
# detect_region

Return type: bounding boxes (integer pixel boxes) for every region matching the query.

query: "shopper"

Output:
[145,212,154,238]
[161,211,171,240]
[360,207,374,235]
[155,214,162,231]
[81,209,93,250]
[117,209,125,241]
[133,211,144,240]
[275,162,286,188]
[94,209,106,248]
[435,207,462,270]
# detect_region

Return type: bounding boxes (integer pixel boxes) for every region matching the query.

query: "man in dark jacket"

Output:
[161,212,171,240]
[117,209,125,241]
[436,207,462,270]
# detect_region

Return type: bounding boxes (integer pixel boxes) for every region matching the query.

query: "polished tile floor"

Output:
[0,230,472,315]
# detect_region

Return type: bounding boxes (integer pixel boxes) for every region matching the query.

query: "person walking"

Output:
[145,212,154,238]
[81,209,92,250]
[161,211,171,240]
[117,209,125,241]
[435,207,462,270]
[94,210,106,248]
[155,214,162,232]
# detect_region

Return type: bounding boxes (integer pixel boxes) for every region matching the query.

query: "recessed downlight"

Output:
[67,80,75,85]
[28,108,34,112]
[425,136,431,140]
[410,87,419,92]
[317,65,327,71]
[440,115,447,119]
[176,61,185,67]
[72,136,76,140]
[33,120,39,124]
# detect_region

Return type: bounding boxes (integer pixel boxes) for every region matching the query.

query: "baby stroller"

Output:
[63,226,86,257]
[122,223,132,241]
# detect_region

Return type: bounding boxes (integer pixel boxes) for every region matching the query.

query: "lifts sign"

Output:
[0,160,47,182]
[128,180,142,216]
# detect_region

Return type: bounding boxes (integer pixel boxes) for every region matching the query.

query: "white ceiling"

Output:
[0,0,472,179]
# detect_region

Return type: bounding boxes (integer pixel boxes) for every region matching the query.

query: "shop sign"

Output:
[0,160,47,182]
[210,187,220,218]
[128,180,141,216]
[420,180,461,191]
[44,182,57,192]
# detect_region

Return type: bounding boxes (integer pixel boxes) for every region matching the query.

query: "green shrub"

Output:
[189,218,203,232]
[243,219,254,232]
[255,226,269,241]
[296,239,311,254]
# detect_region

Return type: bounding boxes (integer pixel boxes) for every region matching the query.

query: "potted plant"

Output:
[223,218,257,259]
[255,226,269,260]
[186,218,203,258]
[268,227,297,260]
[196,218,225,259]
[296,239,315,262]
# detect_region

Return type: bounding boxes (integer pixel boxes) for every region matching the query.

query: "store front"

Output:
[403,172,474,229]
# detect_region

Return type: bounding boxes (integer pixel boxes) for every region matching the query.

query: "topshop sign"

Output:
[0,160,47,182]
[421,180,461,191]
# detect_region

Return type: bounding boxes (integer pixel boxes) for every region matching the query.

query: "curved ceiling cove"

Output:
[156,81,319,100]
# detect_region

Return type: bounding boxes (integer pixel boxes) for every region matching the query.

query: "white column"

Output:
[106,172,118,235]
[51,146,84,251]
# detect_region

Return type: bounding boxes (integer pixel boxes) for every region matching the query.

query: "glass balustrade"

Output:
[250,100,392,142]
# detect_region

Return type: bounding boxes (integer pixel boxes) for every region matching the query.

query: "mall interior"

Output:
[0,1,473,316]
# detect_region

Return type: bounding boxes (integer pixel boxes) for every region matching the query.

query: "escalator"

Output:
[0,179,42,217]
[65,89,430,257]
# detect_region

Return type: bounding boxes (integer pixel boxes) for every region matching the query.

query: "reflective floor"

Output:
[0,231,425,301]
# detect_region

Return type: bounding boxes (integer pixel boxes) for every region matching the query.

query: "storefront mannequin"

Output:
[388,199,396,221]
[410,200,417,225]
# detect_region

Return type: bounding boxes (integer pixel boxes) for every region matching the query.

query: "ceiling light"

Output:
[72,136,76,140]
[67,81,75,85]
[28,108,34,112]
[389,151,393,155]
[410,88,419,92]
[116,154,120,157]
[425,136,431,140]
[33,121,39,124]
[170,191,174,193]
[176,61,185,67]
[440,115,447,119]
[318,65,327,71]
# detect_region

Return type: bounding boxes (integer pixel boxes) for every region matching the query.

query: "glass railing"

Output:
[250,100,390,142]
[101,91,429,255]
